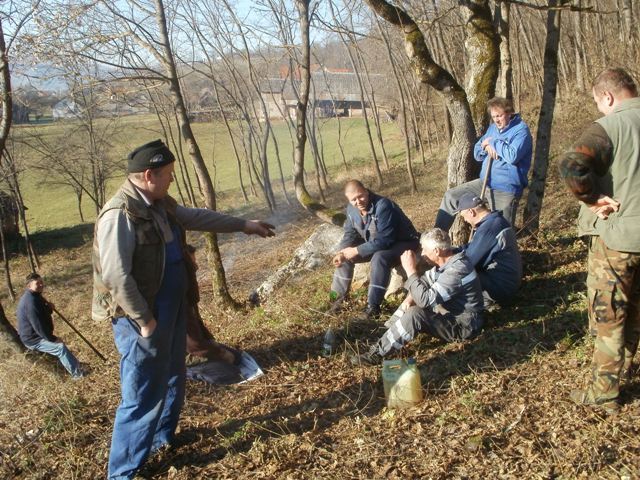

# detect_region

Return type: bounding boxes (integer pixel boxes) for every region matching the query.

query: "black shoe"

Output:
[350,346,383,366]
[353,305,381,322]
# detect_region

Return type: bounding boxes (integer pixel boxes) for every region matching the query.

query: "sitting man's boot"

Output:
[350,344,383,366]
[569,387,620,415]
[353,304,381,322]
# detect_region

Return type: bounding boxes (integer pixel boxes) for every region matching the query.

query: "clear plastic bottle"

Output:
[322,328,336,357]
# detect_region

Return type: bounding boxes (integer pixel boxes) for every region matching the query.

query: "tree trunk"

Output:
[154,0,240,310]
[495,1,513,99]
[462,0,500,136]
[292,0,344,225]
[523,0,565,234]
[0,17,12,159]
[0,212,15,302]
[76,190,85,222]
[211,80,249,204]
[0,302,23,355]
[620,0,634,46]
[269,125,291,206]
[571,2,586,92]
[8,166,39,271]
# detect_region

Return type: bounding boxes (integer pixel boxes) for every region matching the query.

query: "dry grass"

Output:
[2,99,640,479]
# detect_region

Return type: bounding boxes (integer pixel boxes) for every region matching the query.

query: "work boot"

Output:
[350,345,383,366]
[352,304,381,322]
[569,388,620,415]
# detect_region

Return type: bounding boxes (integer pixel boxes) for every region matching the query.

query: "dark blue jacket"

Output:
[17,289,57,346]
[461,211,522,302]
[339,191,419,258]
[474,114,533,195]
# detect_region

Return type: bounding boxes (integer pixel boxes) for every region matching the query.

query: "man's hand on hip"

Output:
[140,318,157,338]
[243,220,276,237]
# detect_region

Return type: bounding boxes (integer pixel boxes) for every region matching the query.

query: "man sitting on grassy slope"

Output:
[92,139,275,480]
[560,67,640,414]
[455,192,522,308]
[329,179,420,321]
[17,273,87,379]
[352,228,485,365]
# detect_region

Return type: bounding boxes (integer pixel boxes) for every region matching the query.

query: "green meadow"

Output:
[12,115,406,232]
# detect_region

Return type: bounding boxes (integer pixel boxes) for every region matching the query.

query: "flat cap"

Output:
[127,139,175,173]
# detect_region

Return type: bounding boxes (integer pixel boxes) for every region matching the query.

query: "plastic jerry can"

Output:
[382,358,424,408]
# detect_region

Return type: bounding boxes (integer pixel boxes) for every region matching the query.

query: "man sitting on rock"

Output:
[17,273,86,378]
[329,179,420,320]
[352,228,485,365]
[455,193,522,307]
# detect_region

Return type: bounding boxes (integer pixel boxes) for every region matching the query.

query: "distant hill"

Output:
[11,62,67,93]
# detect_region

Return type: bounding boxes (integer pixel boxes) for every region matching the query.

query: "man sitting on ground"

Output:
[456,193,522,307]
[330,179,420,320]
[352,228,485,365]
[434,97,532,230]
[17,273,86,378]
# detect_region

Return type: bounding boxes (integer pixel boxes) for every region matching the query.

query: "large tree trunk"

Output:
[462,0,500,136]
[523,0,565,233]
[154,0,240,310]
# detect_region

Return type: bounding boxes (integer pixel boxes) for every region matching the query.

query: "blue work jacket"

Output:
[473,114,533,195]
[338,191,418,258]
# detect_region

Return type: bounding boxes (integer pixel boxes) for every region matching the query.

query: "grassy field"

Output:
[11,115,406,232]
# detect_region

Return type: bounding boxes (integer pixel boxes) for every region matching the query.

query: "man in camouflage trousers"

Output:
[560,67,640,414]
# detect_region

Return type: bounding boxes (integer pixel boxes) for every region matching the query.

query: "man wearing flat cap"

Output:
[455,192,522,307]
[93,139,275,479]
